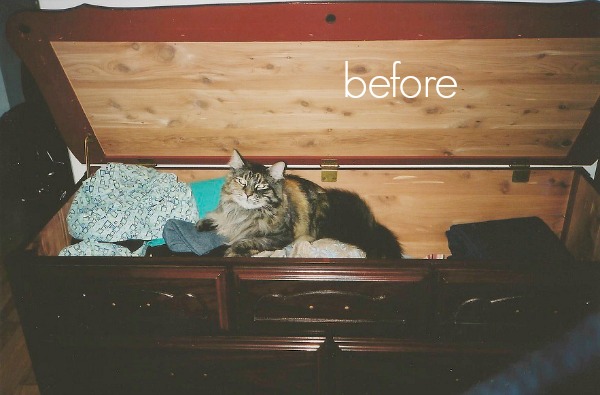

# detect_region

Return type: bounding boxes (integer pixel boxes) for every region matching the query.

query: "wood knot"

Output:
[158,44,176,62]
[108,99,122,110]
[522,108,539,115]
[377,195,397,203]
[301,139,316,147]
[195,100,209,109]
[116,63,131,73]
[351,65,368,74]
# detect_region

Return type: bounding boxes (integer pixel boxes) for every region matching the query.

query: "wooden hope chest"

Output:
[5,2,600,394]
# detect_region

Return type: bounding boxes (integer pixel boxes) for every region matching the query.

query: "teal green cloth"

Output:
[149,177,225,247]
[147,238,165,247]
[189,177,226,218]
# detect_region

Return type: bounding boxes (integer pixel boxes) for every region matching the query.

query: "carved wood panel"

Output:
[35,336,325,395]
[234,265,433,336]
[434,266,600,341]
[334,338,520,395]
[18,262,228,337]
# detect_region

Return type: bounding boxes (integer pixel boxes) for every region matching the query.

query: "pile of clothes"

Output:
[59,163,367,259]
[60,163,216,256]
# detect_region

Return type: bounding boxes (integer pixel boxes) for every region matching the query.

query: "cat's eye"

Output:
[256,184,269,191]
[236,177,247,186]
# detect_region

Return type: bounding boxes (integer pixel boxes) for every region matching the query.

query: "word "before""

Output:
[345,61,458,100]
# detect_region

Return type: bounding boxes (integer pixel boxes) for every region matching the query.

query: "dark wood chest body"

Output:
[5,2,600,394]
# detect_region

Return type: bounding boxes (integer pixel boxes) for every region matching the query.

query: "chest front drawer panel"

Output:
[234,265,432,336]
[34,336,324,395]
[14,259,228,337]
[334,338,520,395]
[434,266,600,341]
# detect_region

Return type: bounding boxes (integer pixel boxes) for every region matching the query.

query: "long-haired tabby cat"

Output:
[196,150,403,258]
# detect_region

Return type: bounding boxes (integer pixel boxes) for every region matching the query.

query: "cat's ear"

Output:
[269,161,286,180]
[228,150,246,170]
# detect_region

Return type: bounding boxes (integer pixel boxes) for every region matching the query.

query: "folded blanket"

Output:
[446,216,573,263]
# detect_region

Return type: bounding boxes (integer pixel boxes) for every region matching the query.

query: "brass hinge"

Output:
[511,163,531,183]
[321,159,339,182]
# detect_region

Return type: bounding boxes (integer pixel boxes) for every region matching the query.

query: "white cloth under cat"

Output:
[60,163,198,256]
[253,238,367,258]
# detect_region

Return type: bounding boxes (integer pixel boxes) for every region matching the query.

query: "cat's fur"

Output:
[196,150,403,258]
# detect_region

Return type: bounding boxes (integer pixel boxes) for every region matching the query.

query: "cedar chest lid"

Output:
[7,2,600,166]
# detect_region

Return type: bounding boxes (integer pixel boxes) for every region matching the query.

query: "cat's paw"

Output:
[196,218,215,232]
[225,240,260,257]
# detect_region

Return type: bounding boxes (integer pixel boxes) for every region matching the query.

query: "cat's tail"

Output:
[367,223,404,259]
[322,189,403,259]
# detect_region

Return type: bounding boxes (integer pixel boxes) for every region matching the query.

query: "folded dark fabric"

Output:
[446,216,573,263]
[71,238,145,253]
[162,219,227,256]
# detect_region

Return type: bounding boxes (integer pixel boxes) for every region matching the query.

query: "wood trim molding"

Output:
[333,337,521,355]
[234,264,431,282]
[56,334,327,352]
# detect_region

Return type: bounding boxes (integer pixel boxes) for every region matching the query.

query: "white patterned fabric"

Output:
[253,238,366,258]
[65,163,199,243]
[59,240,148,257]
